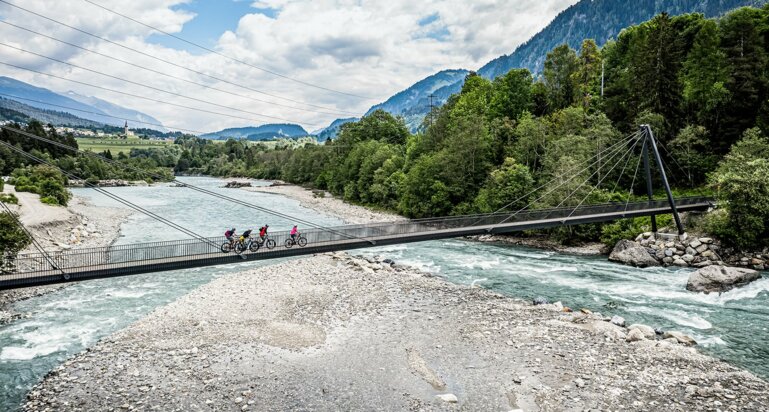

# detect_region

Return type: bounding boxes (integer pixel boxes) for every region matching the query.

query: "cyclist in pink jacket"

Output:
[290,225,298,241]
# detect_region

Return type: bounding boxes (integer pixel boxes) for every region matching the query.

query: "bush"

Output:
[0,193,18,204]
[10,165,71,206]
[0,212,30,274]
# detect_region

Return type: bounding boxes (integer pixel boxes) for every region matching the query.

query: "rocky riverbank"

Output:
[22,253,769,411]
[0,188,131,324]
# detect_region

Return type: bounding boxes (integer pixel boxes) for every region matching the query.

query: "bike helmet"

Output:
[266,224,269,228]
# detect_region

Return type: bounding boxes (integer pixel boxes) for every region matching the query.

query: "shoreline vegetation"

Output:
[17,179,769,411]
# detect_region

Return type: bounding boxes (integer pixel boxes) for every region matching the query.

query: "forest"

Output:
[172,6,769,249]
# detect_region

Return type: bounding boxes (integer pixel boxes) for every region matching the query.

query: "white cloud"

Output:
[0,0,578,133]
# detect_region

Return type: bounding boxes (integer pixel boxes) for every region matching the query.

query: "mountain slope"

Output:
[201,123,310,140]
[64,92,165,130]
[365,69,469,131]
[315,117,359,141]
[478,0,769,80]
[0,97,106,128]
[0,76,163,129]
[369,0,767,132]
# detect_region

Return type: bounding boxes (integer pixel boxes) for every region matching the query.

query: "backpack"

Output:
[225,230,233,237]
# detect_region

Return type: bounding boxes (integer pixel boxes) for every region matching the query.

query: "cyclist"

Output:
[239,229,253,247]
[224,227,237,247]
[290,225,299,242]
[259,224,269,241]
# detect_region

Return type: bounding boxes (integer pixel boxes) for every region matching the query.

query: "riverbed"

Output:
[1,176,768,410]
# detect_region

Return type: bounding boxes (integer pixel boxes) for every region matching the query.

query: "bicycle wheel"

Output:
[297,237,307,247]
[266,238,276,249]
[234,242,245,254]
[284,238,294,248]
[221,242,232,253]
[249,241,260,252]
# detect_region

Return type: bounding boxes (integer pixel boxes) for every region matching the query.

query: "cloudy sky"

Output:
[0,0,579,133]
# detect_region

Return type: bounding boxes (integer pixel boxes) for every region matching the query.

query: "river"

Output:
[0,176,767,410]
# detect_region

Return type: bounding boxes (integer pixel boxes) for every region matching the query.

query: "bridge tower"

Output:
[640,124,686,240]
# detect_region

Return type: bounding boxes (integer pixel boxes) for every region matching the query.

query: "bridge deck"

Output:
[0,197,713,290]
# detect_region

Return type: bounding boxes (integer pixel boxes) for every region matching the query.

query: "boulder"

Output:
[686,246,697,256]
[696,245,709,254]
[686,265,761,294]
[689,239,702,249]
[609,240,660,268]
[435,394,458,403]
[628,324,656,339]
[223,181,252,188]
[610,315,626,327]
[626,328,646,342]
[663,331,697,346]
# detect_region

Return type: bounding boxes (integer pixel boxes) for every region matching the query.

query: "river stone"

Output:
[699,237,713,244]
[610,315,626,327]
[686,265,761,294]
[662,257,673,264]
[628,324,656,339]
[696,245,709,254]
[689,239,702,249]
[436,394,458,403]
[673,259,689,267]
[609,240,660,268]
[693,261,713,268]
[664,249,674,257]
[533,297,549,305]
[701,250,714,258]
[626,328,646,342]
[682,254,694,262]
[663,331,697,346]
[686,246,697,256]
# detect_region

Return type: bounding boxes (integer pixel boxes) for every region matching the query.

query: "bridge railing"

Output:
[2,197,713,280]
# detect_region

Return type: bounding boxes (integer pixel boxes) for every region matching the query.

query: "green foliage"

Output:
[543,44,578,111]
[708,128,769,248]
[668,125,719,186]
[0,193,18,204]
[600,215,674,247]
[0,212,30,274]
[10,165,71,206]
[473,158,535,213]
[489,69,533,121]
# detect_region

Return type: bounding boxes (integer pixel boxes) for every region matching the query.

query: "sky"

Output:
[0,0,579,133]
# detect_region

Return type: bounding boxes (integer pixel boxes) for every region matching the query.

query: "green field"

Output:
[76,137,173,154]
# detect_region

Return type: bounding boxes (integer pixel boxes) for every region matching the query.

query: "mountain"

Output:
[64,92,165,130]
[201,123,310,140]
[315,117,359,141]
[365,69,469,131]
[370,0,767,131]
[0,76,163,130]
[0,97,105,127]
[477,0,769,80]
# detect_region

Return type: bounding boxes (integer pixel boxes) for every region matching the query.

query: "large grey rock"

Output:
[628,324,656,339]
[663,331,697,346]
[609,240,660,268]
[626,328,646,342]
[686,265,761,294]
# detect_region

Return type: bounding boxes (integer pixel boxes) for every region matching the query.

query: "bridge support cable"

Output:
[0,200,68,278]
[564,135,644,219]
[641,125,685,237]
[1,125,376,245]
[0,140,217,248]
[624,140,645,214]
[469,131,642,229]
[488,131,643,229]
[0,0,361,115]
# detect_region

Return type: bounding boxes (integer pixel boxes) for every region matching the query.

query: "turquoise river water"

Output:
[0,176,767,410]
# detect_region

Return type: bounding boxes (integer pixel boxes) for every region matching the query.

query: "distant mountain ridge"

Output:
[0,76,163,130]
[369,0,768,132]
[0,97,105,128]
[315,117,358,141]
[200,123,310,140]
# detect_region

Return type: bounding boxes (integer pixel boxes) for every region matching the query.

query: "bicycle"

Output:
[234,235,260,254]
[255,234,276,250]
[221,236,238,253]
[284,233,308,248]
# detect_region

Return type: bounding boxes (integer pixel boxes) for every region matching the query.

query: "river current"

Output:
[0,176,767,409]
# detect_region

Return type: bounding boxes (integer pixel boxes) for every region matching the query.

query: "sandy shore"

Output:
[0,186,131,323]
[23,253,769,411]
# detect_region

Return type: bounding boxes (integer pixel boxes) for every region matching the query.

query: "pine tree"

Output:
[543,44,578,111]
[572,39,603,111]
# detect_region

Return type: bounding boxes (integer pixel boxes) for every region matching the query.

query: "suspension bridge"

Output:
[0,124,714,290]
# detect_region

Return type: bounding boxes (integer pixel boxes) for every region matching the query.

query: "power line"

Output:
[0,60,328,128]
[0,0,361,114]
[0,20,358,118]
[82,0,376,100]
[0,42,331,128]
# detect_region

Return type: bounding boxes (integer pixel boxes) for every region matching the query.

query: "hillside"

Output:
[201,123,310,140]
[315,117,359,141]
[365,69,469,131]
[0,76,162,130]
[0,97,105,128]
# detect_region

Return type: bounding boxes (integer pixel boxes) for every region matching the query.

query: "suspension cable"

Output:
[0,0,362,113]
[565,135,643,218]
[0,200,66,275]
[1,125,374,244]
[624,139,645,212]
[0,140,215,246]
